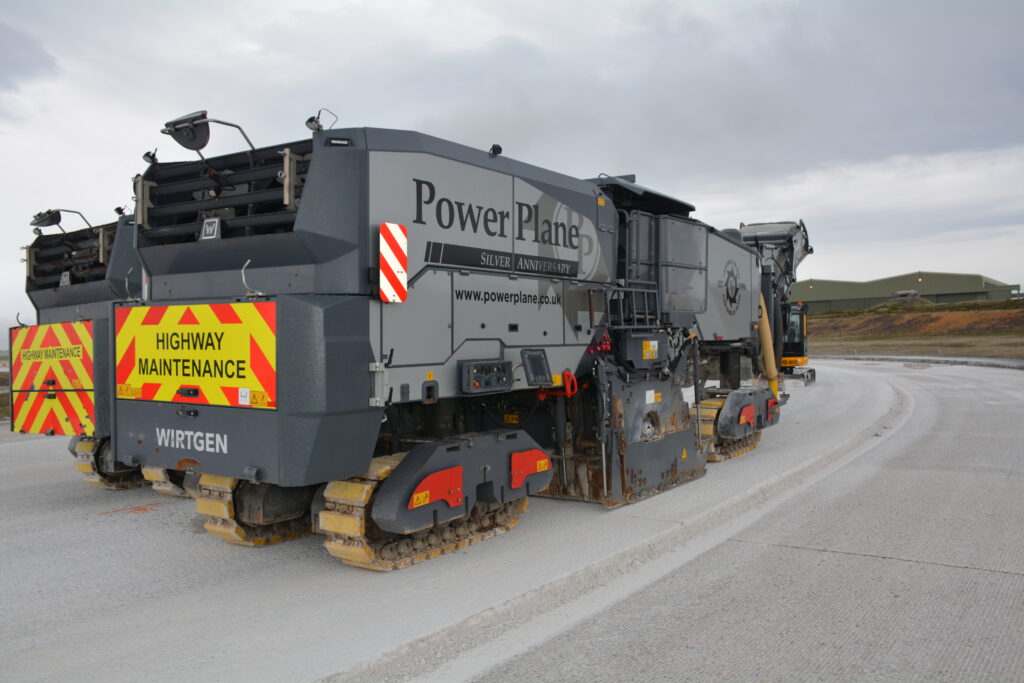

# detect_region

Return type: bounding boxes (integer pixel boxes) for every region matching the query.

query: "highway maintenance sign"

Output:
[115,302,277,410]
[9,321,96,435]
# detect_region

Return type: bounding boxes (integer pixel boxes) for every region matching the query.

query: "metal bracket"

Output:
[133,175,155,229]
[241,259,266,298]
[123,267,141,303]
[280,148,310,210]
[369,362,388,407]
[97,225,108,264]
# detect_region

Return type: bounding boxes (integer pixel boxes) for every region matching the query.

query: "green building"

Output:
[790,271,1021,313]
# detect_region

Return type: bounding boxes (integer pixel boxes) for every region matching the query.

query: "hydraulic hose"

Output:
[758,292,780,399]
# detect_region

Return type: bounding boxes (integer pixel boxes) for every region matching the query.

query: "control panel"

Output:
[459,360,513,394]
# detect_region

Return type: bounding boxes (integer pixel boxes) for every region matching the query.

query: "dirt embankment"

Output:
[810,309,1024,337]
[807,306,1024,359]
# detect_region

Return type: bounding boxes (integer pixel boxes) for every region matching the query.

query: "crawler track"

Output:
[71,438,145,489]
[692,399,764,463]
[193,453,531,568]
[707,431,762,462]
[141,467,191,497]
[196,474,311,546]
[319,453,529,571]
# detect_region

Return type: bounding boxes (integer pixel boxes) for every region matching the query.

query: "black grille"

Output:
[26,221,117,290]
[138,139,313,245]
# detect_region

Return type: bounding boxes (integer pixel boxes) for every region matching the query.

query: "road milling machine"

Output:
[12,112,805,570]
[8,210,168,489]
[739,221,816,384]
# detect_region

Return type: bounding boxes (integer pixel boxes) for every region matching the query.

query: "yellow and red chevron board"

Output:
[115,302,277,410]
[379,222,408,303]
[9,321,96,435]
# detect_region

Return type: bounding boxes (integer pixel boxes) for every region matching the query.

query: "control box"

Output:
[619,331,670,371]
[459,360,513,394]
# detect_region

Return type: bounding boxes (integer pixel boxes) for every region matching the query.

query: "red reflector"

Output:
[739,405,756,426]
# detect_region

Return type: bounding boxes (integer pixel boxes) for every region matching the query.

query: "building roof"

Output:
[791,271,1020,301]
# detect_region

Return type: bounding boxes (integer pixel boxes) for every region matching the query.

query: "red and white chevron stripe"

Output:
[379,222,408,303]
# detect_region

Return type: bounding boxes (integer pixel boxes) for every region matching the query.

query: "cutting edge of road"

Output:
[322,369,915,683]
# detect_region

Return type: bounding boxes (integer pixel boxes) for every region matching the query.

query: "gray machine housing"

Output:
[18,216,143,445]
[111,125,777,515]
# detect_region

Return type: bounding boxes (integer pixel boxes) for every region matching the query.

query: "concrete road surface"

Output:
[419,361,1024,682]
[0,360,1020,682]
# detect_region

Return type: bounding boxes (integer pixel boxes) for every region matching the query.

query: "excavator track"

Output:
[195,474,310,546]
[72,438,145,489]
[318,453,529,571]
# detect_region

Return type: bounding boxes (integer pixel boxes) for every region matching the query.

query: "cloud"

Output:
[0,23,57,92]
[797,224,1024,287]
[0,0,1021,338]
[693,145,1024,236]
[689,146,1024,285]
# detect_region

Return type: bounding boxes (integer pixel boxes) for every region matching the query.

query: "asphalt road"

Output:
[1,360,1017,681]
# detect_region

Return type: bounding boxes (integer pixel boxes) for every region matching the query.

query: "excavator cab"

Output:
[781,302,815,383]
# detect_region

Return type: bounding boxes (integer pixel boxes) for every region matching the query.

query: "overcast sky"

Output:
[1,0,1021,331]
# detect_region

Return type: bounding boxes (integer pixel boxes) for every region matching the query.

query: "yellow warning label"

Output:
[681,448,688,460]
[426,371,435,380]
[551,374,564,387]
[412,491,430,508]
[537,458,550,472]
[503,413,520,425]
[115,303,277,410]
[642,340,659,360]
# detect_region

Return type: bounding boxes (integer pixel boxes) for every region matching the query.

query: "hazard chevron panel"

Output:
[115,302,277,410]
[10,321,94,392]
[379,222,408,303]
[12,390,95,436]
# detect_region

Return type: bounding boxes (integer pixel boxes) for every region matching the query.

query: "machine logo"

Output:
[155,427,228,454]
[199,218,221,240]
[720,260,743,315]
